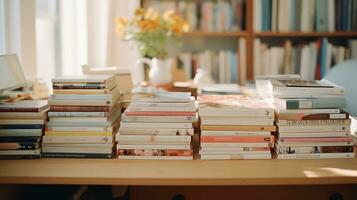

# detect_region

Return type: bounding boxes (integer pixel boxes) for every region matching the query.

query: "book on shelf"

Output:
[255,0,357,32]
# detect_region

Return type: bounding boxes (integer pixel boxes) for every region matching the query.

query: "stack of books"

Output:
[0,100,48,159]
[273,79,355,159]
[198,95,276,160]
[42,75,120,158]
[117,92,197,160]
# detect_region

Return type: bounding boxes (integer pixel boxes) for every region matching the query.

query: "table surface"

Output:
[1,158,357,186]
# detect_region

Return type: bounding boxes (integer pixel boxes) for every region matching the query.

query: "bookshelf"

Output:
[141,0,357,84]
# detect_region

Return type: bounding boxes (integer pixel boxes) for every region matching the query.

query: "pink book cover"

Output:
[124,111,196,116]
[279,137,353,143]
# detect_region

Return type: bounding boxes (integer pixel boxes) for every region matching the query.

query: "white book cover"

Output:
[278,132,350,138]
[201,117,274,126]
[46,126,114,132]
[275,141,353,147]
[43,135,113,144]
[201,130,271,136]
[120,122,193,129]
[201,143,271,148]
[278,108,341,114]
[277,0,290,32]
[116,135,191,143]
[200,154,271,160]
[271,0,278,32]
[42,147,113,154]
[0,149,41,155]
[117,144,191,150]
[254,0,262,32]
[276,152,354,159]
[50,94,114,100]
[254,39,262,76]
[118,156,193,160]
[118,128,194,136]
[199,150,270,155]
[278,125,350,132]
[121,114,198,123]
[327,0,335,32]
[52,75,115,83]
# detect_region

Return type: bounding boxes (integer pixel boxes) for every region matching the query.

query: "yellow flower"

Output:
[144,8,159,20]
[162,10,174,22]
[135,8,145,17]
[115,17,128,37]
[182,22,189,32]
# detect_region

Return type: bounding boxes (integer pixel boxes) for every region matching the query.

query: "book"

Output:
[48,99,114,107]
[117,155,192,160]
[42,152,113,158]
[201,125,276,132]
[42,146,113,154]
[49,105,110,112]
[198,95,275,117]
[276,145,354,154]
[277,125,350,132]
[53,88,115,95]
[201,117,273,126]
[117,144,191,150]
[52,75,116,84]
[274,96,347,109]
[45,131,112,136]
[0,100,48,112]
[42,135,113,144]
[117,149,193,156]
[201,130,271,136]
[201,135,274,143]
[121,114,198,123]
[0,111,47,119]
[118,128,194,136]
[277,132,351,138]
[275,152,354,159]
[123,111,196,116]
[0,142,39,150]
[116,135,191,144]
[200,154,271,160]
[120,122,193,129]
[201,142,272,148]
[277,119,351,126]
[278,112,349,120]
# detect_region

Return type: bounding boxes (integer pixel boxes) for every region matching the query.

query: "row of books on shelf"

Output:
[254,39,357,80]
[0,74,356,160]
[254,0,357,32]
[144,0,246,32]
[177,38,246,84]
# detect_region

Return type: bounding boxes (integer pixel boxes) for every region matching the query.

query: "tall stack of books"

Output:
[117,92,197,160]
[272,79,355,159]
[0,100,48,159]
[198,95,276,160]
[42,75,120,158]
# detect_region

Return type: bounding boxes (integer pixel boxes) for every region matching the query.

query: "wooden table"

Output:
[1,159,357,186]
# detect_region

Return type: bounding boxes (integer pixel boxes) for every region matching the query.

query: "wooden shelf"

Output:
[1,159,357,185]
[184,31,247,37]
[254,32,357,37]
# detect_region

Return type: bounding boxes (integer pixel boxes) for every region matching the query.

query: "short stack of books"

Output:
[0,100,48,159]
[272,79,355,159]
[117,92,197,160]
[43,75,120,158]
[198,95,276,160]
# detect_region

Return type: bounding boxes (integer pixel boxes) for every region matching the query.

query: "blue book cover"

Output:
[341,0,349,31]
[290,0,297,31]
[315,0,328,31]
[231,51,238,83]
[320,38,328,78]
[261,0,272,31]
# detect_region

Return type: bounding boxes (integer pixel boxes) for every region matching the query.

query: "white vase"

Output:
[136,57,173,84]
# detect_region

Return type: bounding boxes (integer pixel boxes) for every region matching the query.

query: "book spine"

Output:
[277,119,351,126]
[49,100,112,106]
[121,115,197,123]
[124,111,196,116]
[276,146,354,154]
[0,108,39,112]
[285,98,346,109]
[48,112,107,117]
[278,125,350,132]
[117,149,193,156]
[200,135,274,143]
[200,154,271,160]
[118,128,194,136]
[50,106,109,112]
[201,125,276,132]
[42,152,113,159]
[45,127,113,132]
[52,85,105,89]
[0,124,44,129]
[0,142,39,150]
[278,113,349,120]
[42,136,113,143]
[278,137,353,143]
[276,153,354,159]
[120,122,193,129]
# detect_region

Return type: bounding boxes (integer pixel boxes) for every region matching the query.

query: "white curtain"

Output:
[1,0,140,84]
